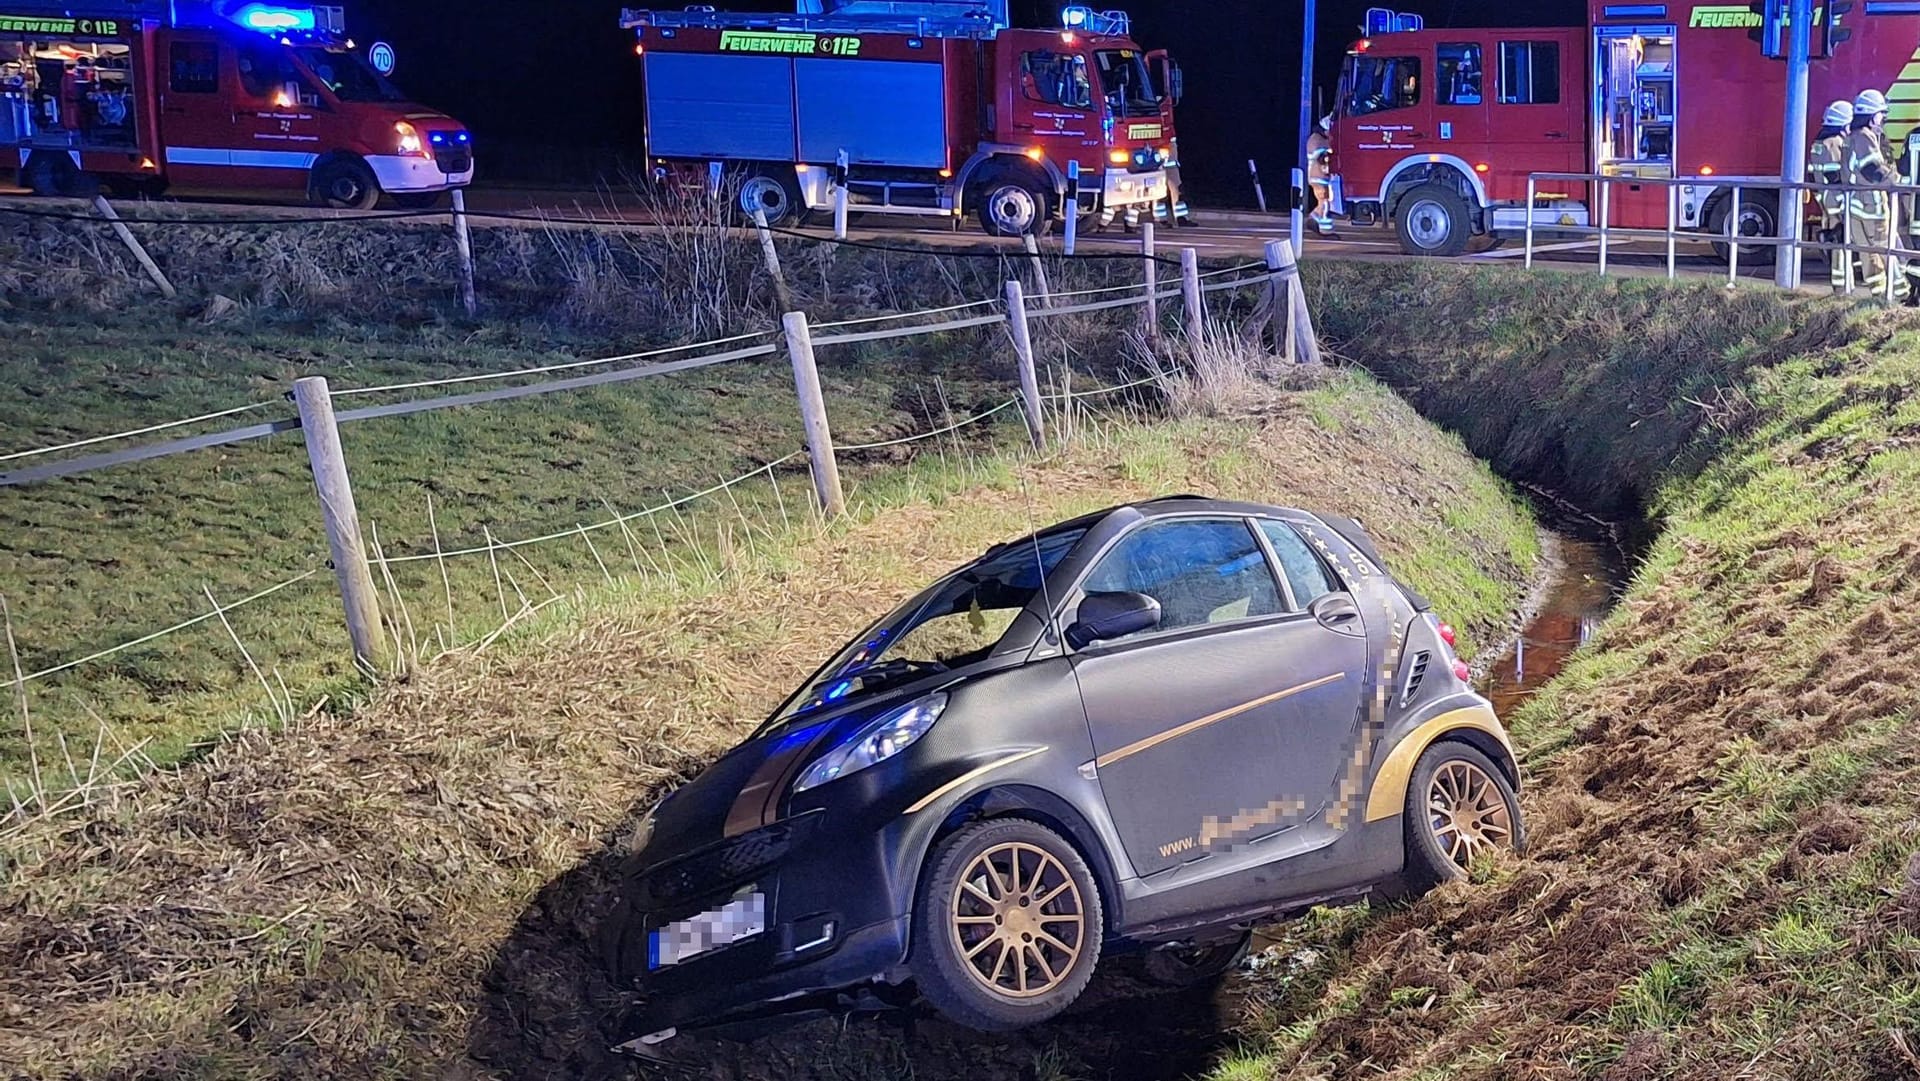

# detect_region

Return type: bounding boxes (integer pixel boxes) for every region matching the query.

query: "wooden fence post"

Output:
[1004,280,1045,449]
[1263,239,1322,366]
[1179,246,1204,345]
[91,195,175,299]
[450,187,477,317]
[1141,219,1158,335]
[781,311,846,517]
[292,376,389,674]
[1021,232,1052,308]
[752,208,796,312]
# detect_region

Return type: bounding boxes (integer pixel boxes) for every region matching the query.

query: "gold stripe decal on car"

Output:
[1095,672,1348,770]
[904,748,1048,815]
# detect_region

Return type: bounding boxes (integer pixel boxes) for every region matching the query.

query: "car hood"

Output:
[641,719,834,864]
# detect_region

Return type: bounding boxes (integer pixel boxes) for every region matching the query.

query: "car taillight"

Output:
[1437,622,1457,648]
[1452,659,1472,682]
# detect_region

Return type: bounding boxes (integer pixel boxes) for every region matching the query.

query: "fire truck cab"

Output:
[623,0,1182,235]
[1331,3,1920,259]
[2,0,474,208]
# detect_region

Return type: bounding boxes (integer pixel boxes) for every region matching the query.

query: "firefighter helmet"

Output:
[1825,100,1856,128]
[1855,89,1889,118]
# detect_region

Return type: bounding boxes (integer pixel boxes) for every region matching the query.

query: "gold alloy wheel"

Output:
[948,841,1086,999]
[1427,760,1514,868]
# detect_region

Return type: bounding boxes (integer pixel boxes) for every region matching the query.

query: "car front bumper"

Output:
[605,807,920,1036]
[366,153,474,193]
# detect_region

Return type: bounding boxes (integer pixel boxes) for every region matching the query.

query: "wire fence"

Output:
[4,226,1309,717]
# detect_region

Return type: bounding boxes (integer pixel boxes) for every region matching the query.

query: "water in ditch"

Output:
[1479,496,1635,716]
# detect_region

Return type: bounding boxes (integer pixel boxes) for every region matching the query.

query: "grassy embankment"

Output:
[1181,264,1920,1081]
[0,351,1539,1079]
[0,208,1190,787]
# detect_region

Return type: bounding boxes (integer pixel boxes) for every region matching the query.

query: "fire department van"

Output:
[2,0,474,208]
[621,0,1184,235]
[1329,2,1920,258]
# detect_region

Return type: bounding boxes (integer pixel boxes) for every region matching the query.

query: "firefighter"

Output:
[1307,114,1335,236]
[1811,99,1854,293]
[1847,89,1908,301]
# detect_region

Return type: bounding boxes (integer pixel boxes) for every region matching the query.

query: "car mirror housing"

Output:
[1066,591,1162,649]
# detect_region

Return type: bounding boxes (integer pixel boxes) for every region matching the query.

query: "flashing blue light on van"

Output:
[234,4,317,31]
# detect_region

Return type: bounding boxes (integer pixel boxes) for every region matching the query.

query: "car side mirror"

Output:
[1066,591,1162,649]
[1170,64,1185,106]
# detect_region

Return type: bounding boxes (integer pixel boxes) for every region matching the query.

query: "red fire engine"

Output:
[1329,2,1920,257]
[2,1,473,208]
[620,0,1185,235]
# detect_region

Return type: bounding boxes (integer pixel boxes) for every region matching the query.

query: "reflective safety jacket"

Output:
[1810,132,1848,221]
[1307,131,1332,182]
[1848,127,1892,219]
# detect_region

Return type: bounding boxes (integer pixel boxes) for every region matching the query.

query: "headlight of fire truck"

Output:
[395,121,426,157]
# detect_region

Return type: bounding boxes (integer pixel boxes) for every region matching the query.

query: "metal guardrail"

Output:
[1523,170,1920,302]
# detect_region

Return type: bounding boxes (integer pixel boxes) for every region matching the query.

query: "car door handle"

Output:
[1545,130,1567,138]
[1308,594,1363,635]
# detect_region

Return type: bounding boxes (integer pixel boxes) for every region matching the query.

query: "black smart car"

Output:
[603,497,1524,1043]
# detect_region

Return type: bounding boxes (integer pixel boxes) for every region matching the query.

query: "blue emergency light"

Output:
[1363,7,1424,34]
[233,4,317,31]
[1061,6,1130,35]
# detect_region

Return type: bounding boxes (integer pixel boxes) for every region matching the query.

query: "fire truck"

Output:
[1,1,473,208]
[1328,2,1920,258]
[620,0,1184,235]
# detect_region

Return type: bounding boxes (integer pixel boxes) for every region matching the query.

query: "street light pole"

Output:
[1293,0,1317,255]
[1776,0,1813,289]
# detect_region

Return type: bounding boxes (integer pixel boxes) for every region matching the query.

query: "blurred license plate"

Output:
[649,890,766,970]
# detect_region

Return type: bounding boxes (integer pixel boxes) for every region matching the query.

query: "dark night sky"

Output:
[343,0,1586,203]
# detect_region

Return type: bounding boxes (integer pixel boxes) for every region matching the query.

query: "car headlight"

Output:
[395,121,424,156]
[792,692,947,794]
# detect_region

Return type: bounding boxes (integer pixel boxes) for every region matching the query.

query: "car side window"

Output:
[1081,519,1283,638]
[1258,520,1342,607]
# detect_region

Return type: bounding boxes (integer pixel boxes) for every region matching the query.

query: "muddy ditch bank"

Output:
[1225,262,1920,1081]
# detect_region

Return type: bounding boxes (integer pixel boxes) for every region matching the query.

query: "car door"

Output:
[157,32,230,184]
[228,36,320,191]
[1067,516,1367,880]
[1339,46,1429,201]
[1488,35,1579,206]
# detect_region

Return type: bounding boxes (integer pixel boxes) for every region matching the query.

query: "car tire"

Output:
[1393,181,1473,257]
[311,158,381,211]
[1138,931,1253,988]
[911,817,1103,1031]
[23,153,97,198]
[1707,189,1780,267]
[1400,741,1525,896]
[976,175,1051,237]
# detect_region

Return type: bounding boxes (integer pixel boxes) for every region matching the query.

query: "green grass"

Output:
[1234,262,1920,1080]
[0,363,1541,1080]
[0,304,1059,784]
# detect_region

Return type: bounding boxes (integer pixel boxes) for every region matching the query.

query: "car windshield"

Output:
[1095,49,1161,117]
[764,526,1088,729]
[296,47,407,103]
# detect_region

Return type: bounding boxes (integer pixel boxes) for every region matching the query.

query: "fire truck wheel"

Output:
[737,170,804,228]
[23,154,88,198]
[1393,182,1472,258]
[1707,191,1779,267]
[311,159,381,212]
[977,177,1051,238]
